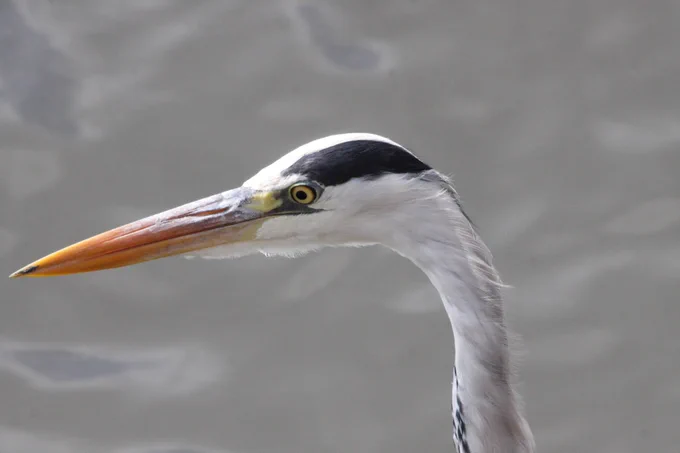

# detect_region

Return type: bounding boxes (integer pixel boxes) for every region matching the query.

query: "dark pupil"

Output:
[295,189,308,200]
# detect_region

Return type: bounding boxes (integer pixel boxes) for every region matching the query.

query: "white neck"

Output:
[385,191,535,453]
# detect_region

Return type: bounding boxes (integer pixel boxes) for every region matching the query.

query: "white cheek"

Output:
[255,212,337,241]
[183,241,262,260]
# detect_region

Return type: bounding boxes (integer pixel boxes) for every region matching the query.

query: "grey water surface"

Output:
[1,1,679,452]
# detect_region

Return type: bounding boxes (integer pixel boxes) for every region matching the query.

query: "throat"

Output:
[387,198,534,452]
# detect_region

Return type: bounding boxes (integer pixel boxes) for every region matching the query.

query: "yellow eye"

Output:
[289,184,318,204]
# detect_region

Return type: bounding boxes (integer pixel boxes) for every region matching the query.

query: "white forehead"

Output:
[243,132,410,188]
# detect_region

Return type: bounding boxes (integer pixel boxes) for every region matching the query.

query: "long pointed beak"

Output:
[10,187,278,278]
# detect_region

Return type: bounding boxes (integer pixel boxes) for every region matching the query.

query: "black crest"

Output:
[282,139,431,187]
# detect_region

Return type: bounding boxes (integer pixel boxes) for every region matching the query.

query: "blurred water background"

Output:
[1,1,679,452]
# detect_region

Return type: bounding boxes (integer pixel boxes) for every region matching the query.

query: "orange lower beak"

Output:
[10,187,267,278]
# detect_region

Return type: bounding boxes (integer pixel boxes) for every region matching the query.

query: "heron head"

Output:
[10,133,457,278]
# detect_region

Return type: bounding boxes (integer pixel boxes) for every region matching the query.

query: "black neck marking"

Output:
[453,366,471,453]
[282,140,431,187]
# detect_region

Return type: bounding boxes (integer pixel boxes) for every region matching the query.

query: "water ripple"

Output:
[282,249,353,302]
[605,197,680,235]
[0,1,78,136]
[117,444,234,453]
[531,327,619,368]
[0,427,235,453]
[0,227,19,257]
[516,250,636,319]
[595,114,680,154]
[0,426,93,453]
[288,0,393,74]
[260,95,331,122]
[384,284,441,314]
[0,341,225,396]
[0,148,63,200]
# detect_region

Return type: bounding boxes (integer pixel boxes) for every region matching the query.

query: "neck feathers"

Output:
[388,174,535,453]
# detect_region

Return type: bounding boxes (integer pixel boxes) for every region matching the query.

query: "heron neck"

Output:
[386,197,534,453]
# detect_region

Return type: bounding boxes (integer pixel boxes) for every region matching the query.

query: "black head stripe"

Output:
[282,140,431,186]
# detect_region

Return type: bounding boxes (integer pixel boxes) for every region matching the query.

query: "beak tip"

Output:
[9,265,40,279]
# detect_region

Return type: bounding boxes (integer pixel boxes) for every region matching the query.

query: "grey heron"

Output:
[11,133,535,453]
